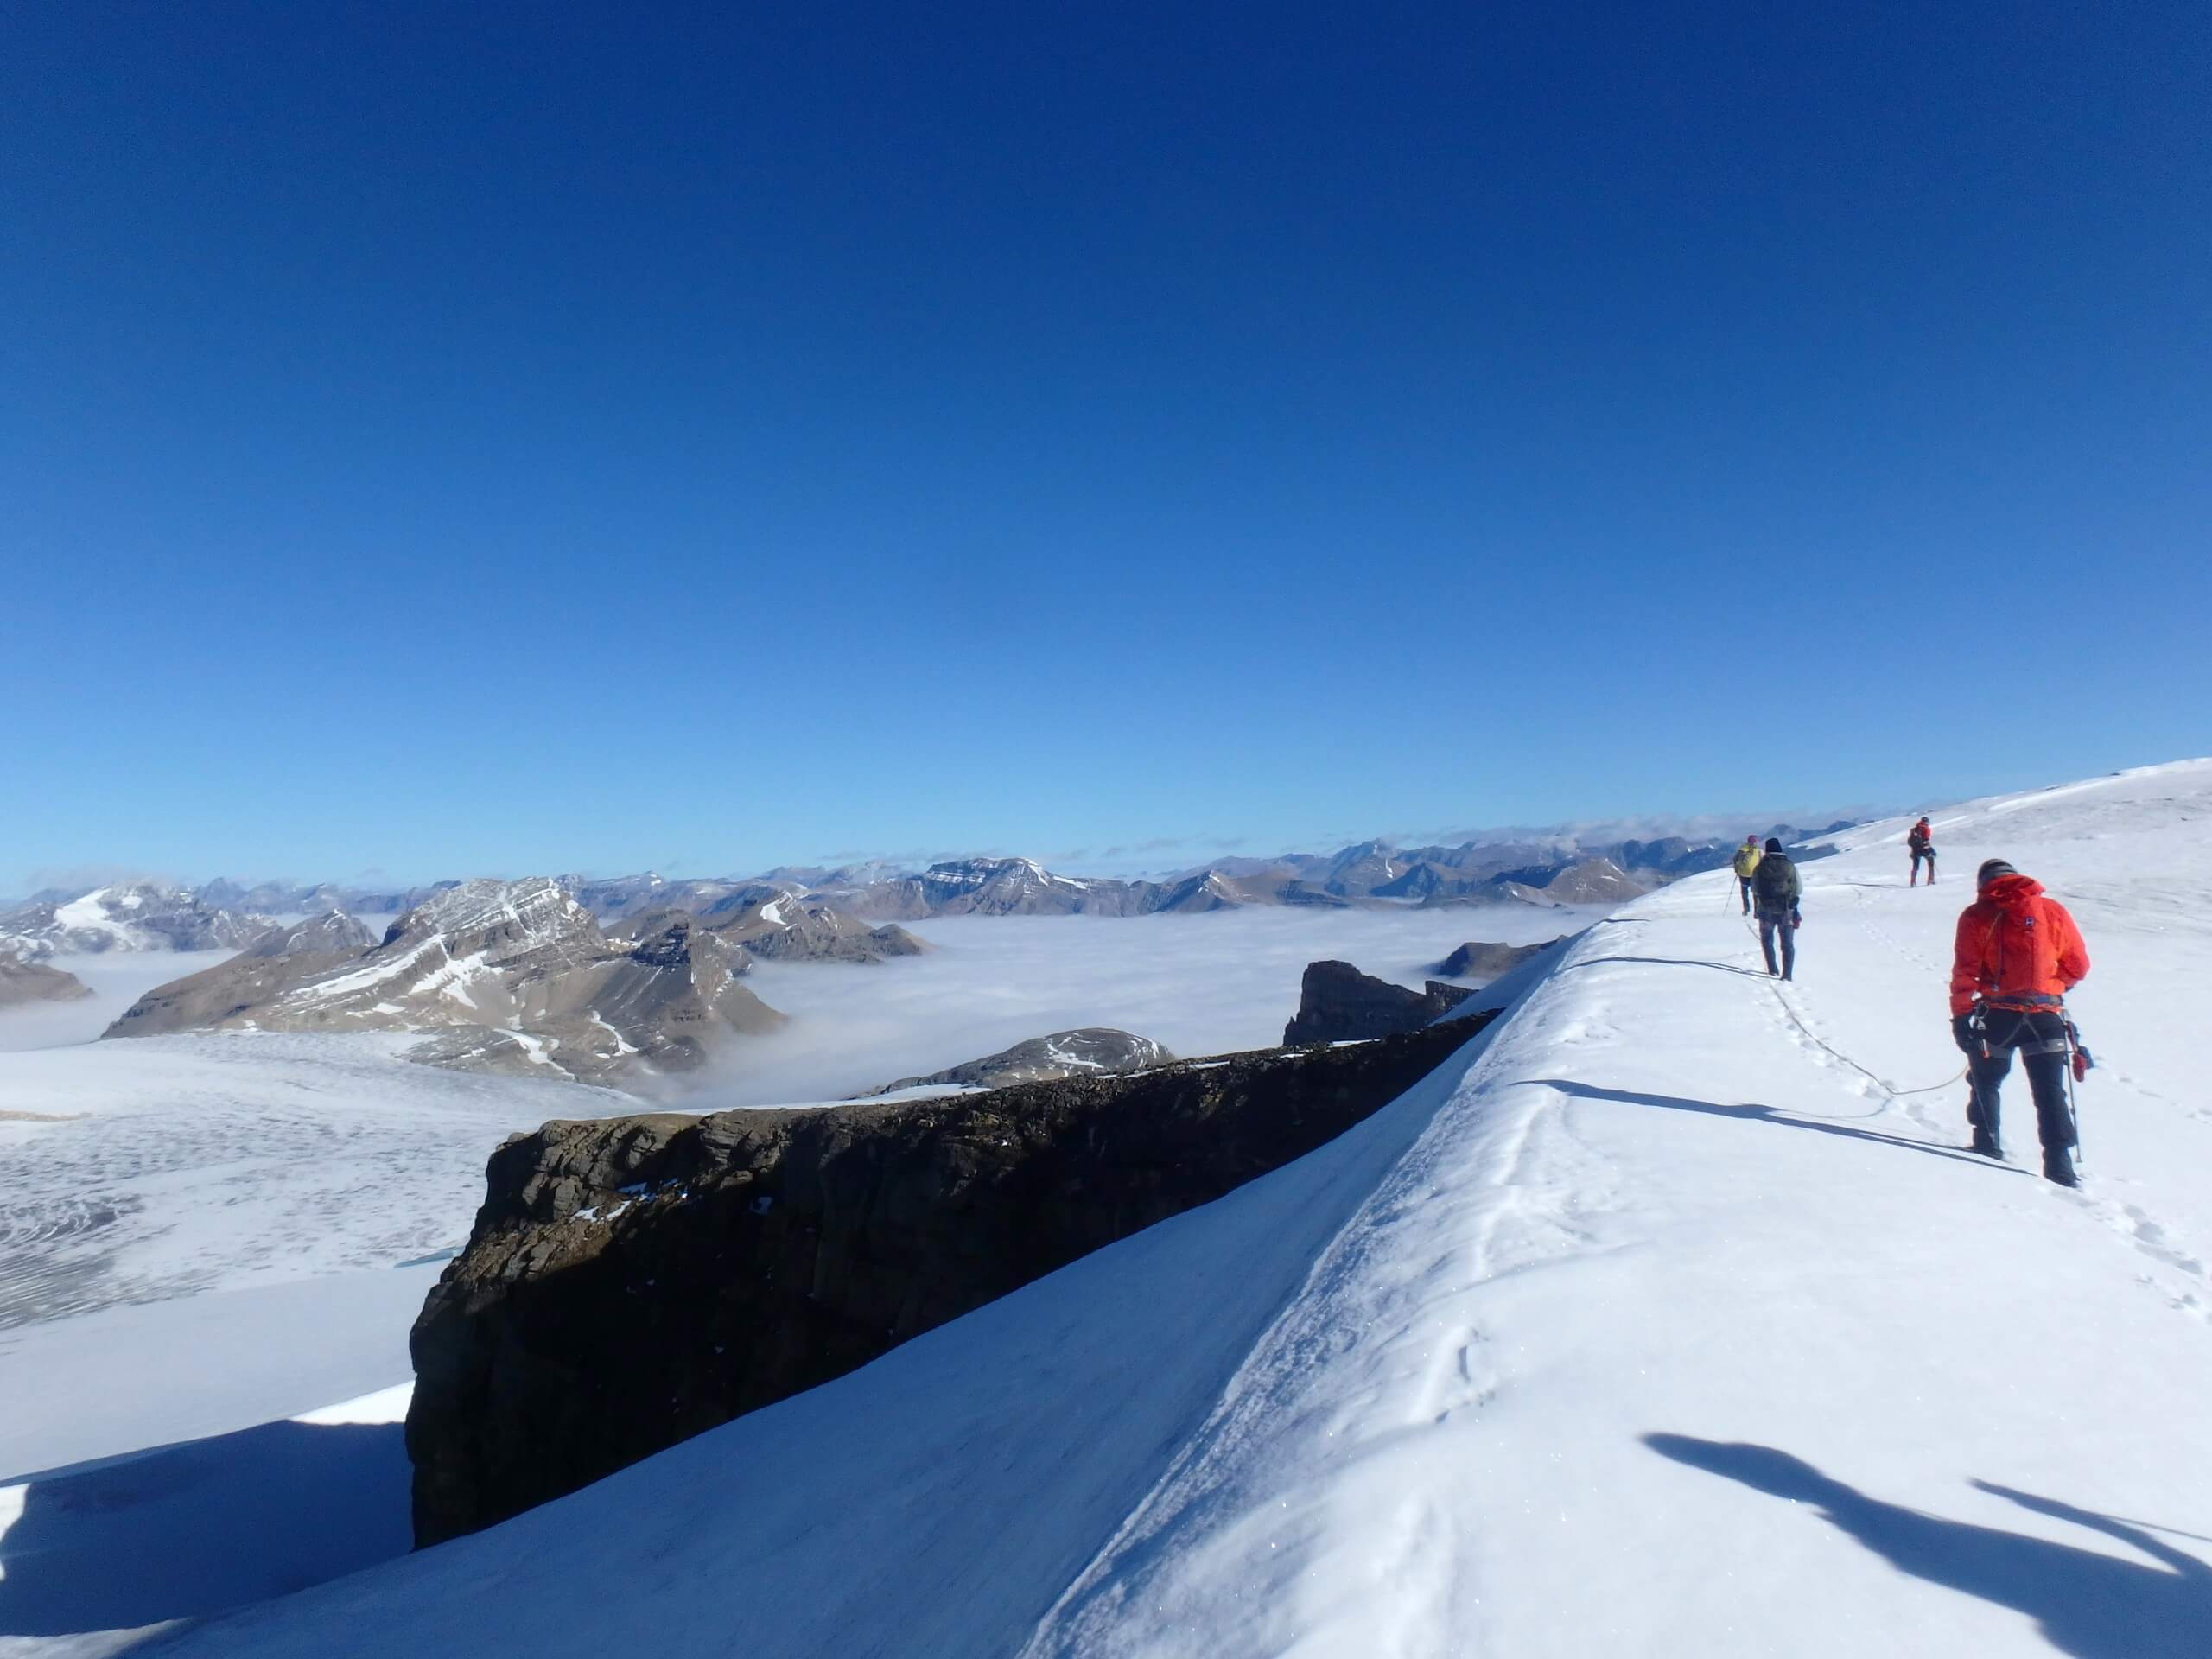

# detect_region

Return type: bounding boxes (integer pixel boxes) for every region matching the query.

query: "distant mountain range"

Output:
[4,819,1853,948]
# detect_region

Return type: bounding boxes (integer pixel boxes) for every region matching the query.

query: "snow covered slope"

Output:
[46,762,2212,1656]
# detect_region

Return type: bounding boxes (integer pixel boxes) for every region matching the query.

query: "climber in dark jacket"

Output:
[1751,837,1802,980]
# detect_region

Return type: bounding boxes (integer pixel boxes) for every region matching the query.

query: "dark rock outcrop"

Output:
[1435,938,1562,982]
[0,951,92,1007]
[406,1016,1491,1544]
[861,1027,1173,1095]
[1281,961,1474,1046]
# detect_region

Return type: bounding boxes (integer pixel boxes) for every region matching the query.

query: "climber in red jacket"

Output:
[1907,817,1936,886]
[1948,860,2091,1185]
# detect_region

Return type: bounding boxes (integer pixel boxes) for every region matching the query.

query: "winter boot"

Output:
[2043,1147,2080,1189]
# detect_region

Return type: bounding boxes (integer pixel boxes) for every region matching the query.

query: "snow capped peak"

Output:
[401,877,588,943]
[2,882,265,957]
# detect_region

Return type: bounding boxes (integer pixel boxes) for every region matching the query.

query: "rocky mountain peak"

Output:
[239,910,379,960]
[389,877,594,954]
[0,883,269,958]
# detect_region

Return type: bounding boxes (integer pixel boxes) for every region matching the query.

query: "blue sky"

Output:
[3,3,2206,888]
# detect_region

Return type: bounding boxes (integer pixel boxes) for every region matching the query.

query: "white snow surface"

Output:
[84,758,2209,1658]
[46,893,143,952]
[0,1032,634,1327]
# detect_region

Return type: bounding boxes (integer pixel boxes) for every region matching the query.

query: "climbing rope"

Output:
[1737,911,1969,1102]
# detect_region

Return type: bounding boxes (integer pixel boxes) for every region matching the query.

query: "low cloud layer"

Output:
[677,905,1586,1109]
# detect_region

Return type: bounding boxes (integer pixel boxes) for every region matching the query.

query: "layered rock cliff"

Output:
[407,1015,1491,1544]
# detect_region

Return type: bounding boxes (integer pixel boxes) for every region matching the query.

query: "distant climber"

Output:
[1751,837,1801,980]
[1908,817,1937,887]
[1732,835,1763,915]
[1949,859,2092,1187]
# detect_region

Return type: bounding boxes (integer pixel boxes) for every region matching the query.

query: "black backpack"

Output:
[1753,854,1797,910]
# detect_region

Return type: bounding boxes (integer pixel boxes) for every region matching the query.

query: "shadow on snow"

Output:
[1646,1434,2212,1658]
[0,1416,410,1640]
[1563,955,1776,981]
[1522,1078,2020,1173]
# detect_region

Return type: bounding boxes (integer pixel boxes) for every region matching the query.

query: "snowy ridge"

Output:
[55,762,2212,1656]
[272,880,594,1018]
[0,883,268,960]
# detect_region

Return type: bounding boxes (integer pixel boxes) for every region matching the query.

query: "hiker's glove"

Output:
[1951,1011,1982,1053]
[1789,909,1802,929]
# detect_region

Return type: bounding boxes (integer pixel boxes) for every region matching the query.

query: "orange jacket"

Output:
[1948,874,2090,1017]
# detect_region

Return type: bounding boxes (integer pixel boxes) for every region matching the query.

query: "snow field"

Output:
[7,760,2209,1656]
[156,760,2212,1656]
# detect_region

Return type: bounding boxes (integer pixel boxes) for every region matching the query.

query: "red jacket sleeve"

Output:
[2049,899,2090,989]
[1949,909,1988,1017]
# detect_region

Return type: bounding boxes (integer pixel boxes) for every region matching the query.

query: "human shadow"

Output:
[1522,1078,2020,1174]
[1646,1435,2212,1657]
[1564,955,1774,981]
[0,1417,410,1638]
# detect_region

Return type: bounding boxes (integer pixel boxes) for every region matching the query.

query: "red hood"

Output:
[1983,873,2045,912]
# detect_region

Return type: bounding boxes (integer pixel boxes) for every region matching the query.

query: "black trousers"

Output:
[1738,874,1755,912]
[1757,908,1796,977]
[1956,1007,2075,1154]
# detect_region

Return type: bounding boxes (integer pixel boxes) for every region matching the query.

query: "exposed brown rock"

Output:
[406,1016,1491,1545]
[1435,938,1564,981]
[0,952,92,1008]
[1280,960,1473,1046]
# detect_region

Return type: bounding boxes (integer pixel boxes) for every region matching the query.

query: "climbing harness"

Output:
[1961,1002,2095,1165]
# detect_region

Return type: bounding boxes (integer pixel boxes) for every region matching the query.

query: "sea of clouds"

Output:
[697,903,1591,1107]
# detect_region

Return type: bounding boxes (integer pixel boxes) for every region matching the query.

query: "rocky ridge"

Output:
[105,912,387,1039]
[1281,960,1476,1046]
[104,880,784,1081]
[1435,937,1565,981]
[0,950,92,1008]
[406,1014,1491,1543]
[691,893,926,963]
[861,1027,1173,1095]
[0,883,269,959]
